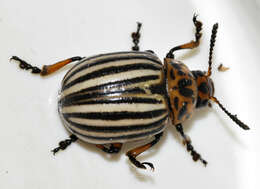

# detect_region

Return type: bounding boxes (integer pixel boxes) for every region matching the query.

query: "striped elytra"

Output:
[58,51,169,144]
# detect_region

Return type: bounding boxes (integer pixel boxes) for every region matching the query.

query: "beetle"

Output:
[10,15,250,171]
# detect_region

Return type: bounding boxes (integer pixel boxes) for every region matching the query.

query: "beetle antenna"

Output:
[207,23,218,77]
[210,97,250,130]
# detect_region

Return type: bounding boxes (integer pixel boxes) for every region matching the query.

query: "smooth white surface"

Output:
[0,0,259,189]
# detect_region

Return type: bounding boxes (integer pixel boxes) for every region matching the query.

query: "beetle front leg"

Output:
[126,132,163,171]
[96,143,122,154]
[51,134,78,155]
[10,56,84,76]
[166,14,203,59]
[175,124,207,166]
[131,22,142,51]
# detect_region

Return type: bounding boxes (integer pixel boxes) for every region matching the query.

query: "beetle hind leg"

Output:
[96,143,122,154]
[166,14,203,59]
[10,56,42,74]
[131,22,142,51]
[10,56,84,76]
[126,132,163,171]
[175,124,207,166]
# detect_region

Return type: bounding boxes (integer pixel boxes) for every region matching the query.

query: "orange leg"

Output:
[10,56,83,76]
[166,14,202,59]
[96,143,122,154]
[126,132,163,171]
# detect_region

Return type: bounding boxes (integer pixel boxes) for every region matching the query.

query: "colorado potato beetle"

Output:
[11,15,249,171]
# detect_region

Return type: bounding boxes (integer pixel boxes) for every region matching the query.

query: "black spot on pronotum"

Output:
[170,69,175,80]
[174,97,179,110]
[178,79,192,88]
[198,82,208,94]
[179,88,194,98]
[177,70,185,76]
[171,63,182,70]
[178,102,188,120]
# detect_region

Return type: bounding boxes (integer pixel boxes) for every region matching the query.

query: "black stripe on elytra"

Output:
[62,63,161,91]
[59,87,146,106]
[198,82,209,94]
[63,53,162,86]
[62,97,163,106]
[177,70,186,76]
[64,115,168,133]
[64,75,159,96]
[63,109,167,120]
[69,124,165,141]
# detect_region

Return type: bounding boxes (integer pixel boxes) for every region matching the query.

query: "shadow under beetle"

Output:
[11,15,250,171]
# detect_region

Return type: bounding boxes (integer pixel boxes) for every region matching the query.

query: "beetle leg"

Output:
[131,22,142,51]
[126,132,163,171]
[175,124,207,166]
[166,14,203,59]
[96,143,122,154]
[51,134,78,155]
[10,56,84,76]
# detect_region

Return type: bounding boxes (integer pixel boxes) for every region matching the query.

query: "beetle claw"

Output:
[142,162,155,171]
[51,147,60,155]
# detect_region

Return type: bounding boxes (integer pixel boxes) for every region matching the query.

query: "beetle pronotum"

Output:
[11,15,249,171]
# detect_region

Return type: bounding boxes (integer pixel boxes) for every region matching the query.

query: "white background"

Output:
[0,0,259,189]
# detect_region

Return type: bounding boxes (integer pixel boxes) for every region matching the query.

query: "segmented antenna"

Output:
[210,97,250,130]
[207,23,218,77]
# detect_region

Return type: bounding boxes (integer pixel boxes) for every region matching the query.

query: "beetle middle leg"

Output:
[126,132,163,171]
[175,124,207,166]
[10,56,84,76]
[166,14,203,59]
[51,134,78,155]
[131,22,142,51]
[96,143,122,154]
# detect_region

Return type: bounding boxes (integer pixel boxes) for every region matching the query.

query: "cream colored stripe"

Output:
[67,113,168,127]
[64,58,161,86]
[61,102,165,113]
[62,52,157,84]
[67,121,166,138]
[62,69,160,96]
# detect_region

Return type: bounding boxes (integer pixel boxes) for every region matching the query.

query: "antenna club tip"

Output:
[243,125,250,130]
[213,23,219,28]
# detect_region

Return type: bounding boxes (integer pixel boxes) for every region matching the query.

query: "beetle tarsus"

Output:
[128,155,154,171]
[176,124,207,166]
[10,56,42,74]
[96,143,122,154]
[131,22,142,51]
[126,132,163,171]
[166,14,203,59]
[51,135,78,155]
